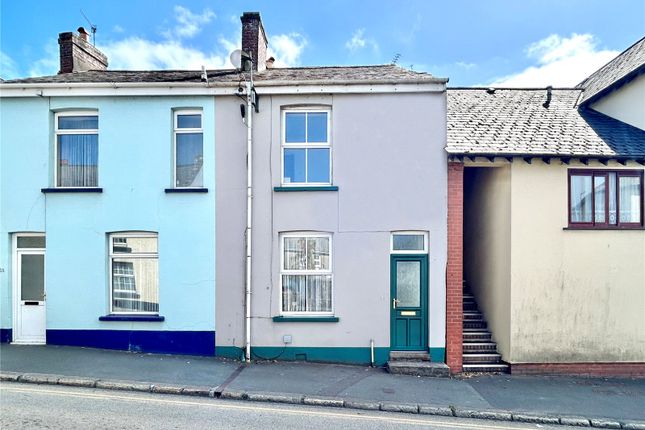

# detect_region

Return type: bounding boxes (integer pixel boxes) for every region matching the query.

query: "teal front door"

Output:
[390,255,428,351]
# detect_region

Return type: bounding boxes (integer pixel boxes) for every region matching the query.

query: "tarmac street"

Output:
[1,344,644,428]
[0,383,568,430]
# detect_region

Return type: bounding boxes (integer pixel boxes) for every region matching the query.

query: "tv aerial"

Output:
[80,9,97,46]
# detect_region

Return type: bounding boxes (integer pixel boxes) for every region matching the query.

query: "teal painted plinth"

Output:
[217,346,388,366]
[216,346,245,361]
[429,347,445,362]
[216,346,446,366]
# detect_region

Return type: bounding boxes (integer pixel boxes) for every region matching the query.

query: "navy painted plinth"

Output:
[0,328,12,343]
[46,329,215,356]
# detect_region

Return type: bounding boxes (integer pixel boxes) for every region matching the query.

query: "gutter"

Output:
[0,80,447,97]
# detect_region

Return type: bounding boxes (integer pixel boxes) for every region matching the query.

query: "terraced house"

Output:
[0,13,450,370]
[445,37,645,376]
[1,12,643,377]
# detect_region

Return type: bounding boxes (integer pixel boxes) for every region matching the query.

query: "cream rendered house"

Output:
[444,37,645,375]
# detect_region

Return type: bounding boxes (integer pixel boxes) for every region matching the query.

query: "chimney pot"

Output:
[266,56,275,69]
[241,12,268,72]
[77,27,89,41]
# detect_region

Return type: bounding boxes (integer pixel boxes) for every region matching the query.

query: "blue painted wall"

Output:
[0,96,216,354]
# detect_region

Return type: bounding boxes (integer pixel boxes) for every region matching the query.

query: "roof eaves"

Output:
[578,65,645,107]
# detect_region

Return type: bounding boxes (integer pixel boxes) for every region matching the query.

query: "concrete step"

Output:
[463,312,483,320]
[462,327,488,333]
[463,331,492,341]
[463,363,509,373]
[389,351,429,361]
[463,303,478,311]
[463,320,487,329]
[462,342,498,353]
[387,360,450,377]
[463,353,501,364]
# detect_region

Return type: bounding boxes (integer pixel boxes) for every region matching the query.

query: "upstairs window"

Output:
[569,169,643,228]
[55,112,98,187]
[109,233,159,314]
[282,109,331,185]
[174,110,203,187]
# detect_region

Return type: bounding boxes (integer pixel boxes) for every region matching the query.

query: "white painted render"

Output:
[590,73,645,130]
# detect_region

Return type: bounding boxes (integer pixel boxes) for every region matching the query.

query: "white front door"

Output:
[13,235,46,344]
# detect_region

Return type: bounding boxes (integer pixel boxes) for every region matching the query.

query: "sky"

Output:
[1,0,644,87]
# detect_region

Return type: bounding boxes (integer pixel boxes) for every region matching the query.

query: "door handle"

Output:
[392,298,400,309]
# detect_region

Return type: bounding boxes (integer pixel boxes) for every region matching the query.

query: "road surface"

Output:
[0,382,565,429]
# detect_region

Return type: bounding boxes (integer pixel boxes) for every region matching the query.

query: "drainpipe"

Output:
[244,70,254,362]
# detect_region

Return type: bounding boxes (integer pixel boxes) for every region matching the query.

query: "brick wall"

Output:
[58,32,108,74]
[241,12,267,72]
[446,161,464,374]
[511,362,645,377]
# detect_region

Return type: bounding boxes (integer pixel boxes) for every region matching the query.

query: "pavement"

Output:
[1,344,644,429]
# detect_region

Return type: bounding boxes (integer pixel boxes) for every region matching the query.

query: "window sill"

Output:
[99,315,165,322]
[563,226,645,231]
[41,187,103,193]
[164,188,209,193]
[272,316,339,323]
[274,186,338,192]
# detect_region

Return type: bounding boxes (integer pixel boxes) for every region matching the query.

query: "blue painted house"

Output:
[0,30,216,354]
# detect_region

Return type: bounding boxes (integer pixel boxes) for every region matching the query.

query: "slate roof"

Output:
[447,88,645,158]
[1,65,444,85]
[577,37,645,105]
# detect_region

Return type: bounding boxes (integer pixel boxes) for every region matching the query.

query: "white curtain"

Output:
[57,134,98,187]
[619,177,641,223]
[570,176,592,222]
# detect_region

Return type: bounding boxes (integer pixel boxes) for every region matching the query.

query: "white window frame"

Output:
[279,232,334,316]
[54,110,99,188]
[108,232,159,315]
[390,231,429,254]
[281,108,332,186]
[173,109,204,188]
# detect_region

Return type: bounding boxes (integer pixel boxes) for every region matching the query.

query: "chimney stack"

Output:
[241,12,268,72]
[58,27,108,74]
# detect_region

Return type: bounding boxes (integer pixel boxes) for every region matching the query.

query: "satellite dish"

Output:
[230,49,253,71]
[230,50,243,70]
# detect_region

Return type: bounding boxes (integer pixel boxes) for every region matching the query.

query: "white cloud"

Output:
[0,50,20,79]
[216,31,308,68]
[218,34,239,56]
[346,29,366,51]
[489,33,619,87]
[21,6,307,75]
[28,40,59,77]
[166,5,215,39]
[456,61,476,70]
[344,28,379,54]
[112,25,124,33]
[100,38,228,70]
[269,33,307,67]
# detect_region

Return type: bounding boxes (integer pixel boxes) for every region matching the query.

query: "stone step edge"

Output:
[3,371,641,429]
